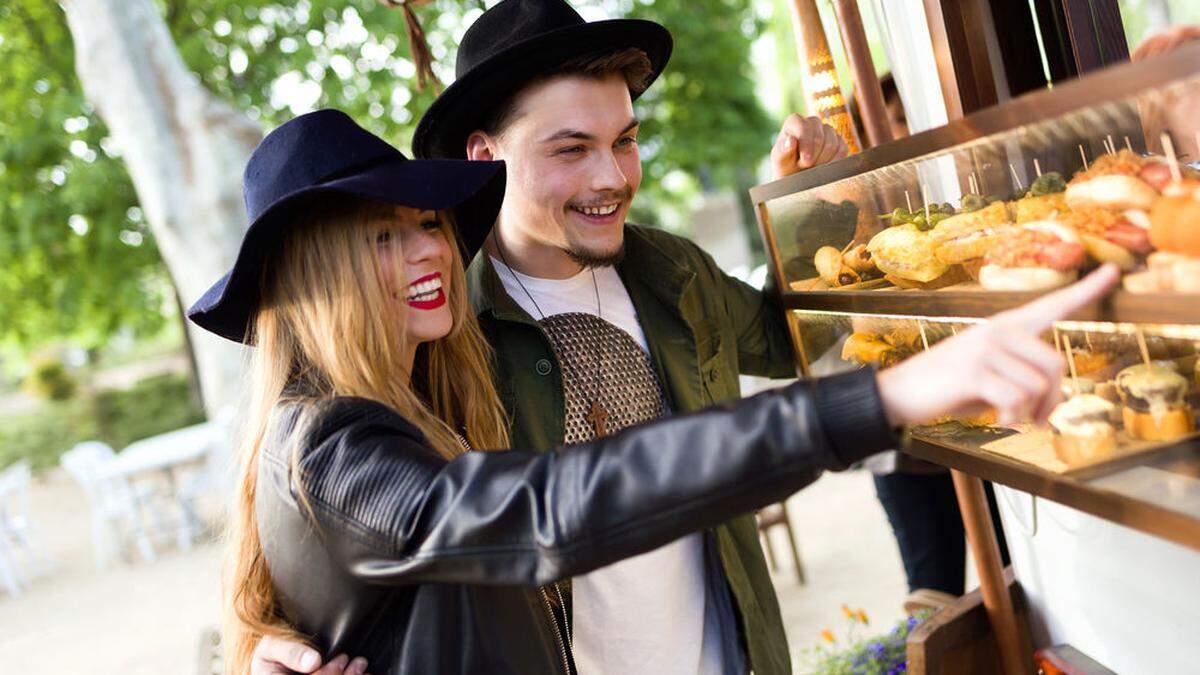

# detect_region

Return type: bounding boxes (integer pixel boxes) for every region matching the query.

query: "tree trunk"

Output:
[59,0,260,418]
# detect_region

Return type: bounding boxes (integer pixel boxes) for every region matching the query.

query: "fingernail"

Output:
[299,651,319,670]
[783,136,794,149]
[350,657,369,674]
[332,654,350,668]
[801,152,811,164]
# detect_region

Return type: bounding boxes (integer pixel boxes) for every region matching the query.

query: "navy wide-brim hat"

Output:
[187,109,505,344]
[412,0,673,159]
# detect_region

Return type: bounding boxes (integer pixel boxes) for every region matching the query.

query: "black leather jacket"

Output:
[256,369,896,674]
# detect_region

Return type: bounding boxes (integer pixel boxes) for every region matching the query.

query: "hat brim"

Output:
[413,18,673,159]
[187,157,505,344]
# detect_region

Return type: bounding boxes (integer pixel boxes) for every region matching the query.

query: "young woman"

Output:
[192,110,1114,675]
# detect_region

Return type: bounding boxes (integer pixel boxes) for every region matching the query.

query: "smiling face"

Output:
[374,206,455,346]
[469,74,642,276]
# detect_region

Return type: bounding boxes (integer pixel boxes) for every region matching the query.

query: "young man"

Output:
[251,2,1109,673]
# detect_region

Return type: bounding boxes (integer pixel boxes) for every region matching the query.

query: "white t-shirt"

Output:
[491,257,728,675]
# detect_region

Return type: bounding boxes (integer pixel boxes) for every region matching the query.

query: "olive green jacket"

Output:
[467,224,798,675]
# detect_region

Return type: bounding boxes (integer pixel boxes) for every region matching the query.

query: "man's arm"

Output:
[718,115,852,377]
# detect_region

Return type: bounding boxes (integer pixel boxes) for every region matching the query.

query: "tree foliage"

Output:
[0,2,168,352]
[1,0,774,358]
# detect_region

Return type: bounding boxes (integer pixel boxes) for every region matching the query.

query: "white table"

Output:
[104,423,215,551]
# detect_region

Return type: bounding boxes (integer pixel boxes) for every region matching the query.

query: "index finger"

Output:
[995,264,1120,333]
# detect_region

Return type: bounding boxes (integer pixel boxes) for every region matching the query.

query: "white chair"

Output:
[0,537,21,597]
[175,407,239,537]
[0,460,54,595]
[60,442,157,568]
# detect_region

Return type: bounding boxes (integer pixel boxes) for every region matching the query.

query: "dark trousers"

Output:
[873,472,1010,597]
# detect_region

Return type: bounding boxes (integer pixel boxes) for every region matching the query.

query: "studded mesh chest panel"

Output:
[538,313,668,443]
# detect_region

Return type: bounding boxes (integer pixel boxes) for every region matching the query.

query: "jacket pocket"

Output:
[699,348,735,404]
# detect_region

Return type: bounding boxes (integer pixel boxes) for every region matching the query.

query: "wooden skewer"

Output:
[905,190,913,213]
[1106,134,1116,155]
[1063,335,1081,397]
[1135,329,1151,366]
[968,173,978,195]
[1009,164,1023,191]
[1052,326,1063,356]
[1084,332,1093,351]
[1033,158,1043,178]
[921,183,931,222]
[1078,144,1089,171]
[1124,136,1134,153]
[1162,133,1182,183]
[918,321,930,351]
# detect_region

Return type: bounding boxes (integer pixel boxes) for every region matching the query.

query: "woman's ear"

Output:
[465,132,496,162]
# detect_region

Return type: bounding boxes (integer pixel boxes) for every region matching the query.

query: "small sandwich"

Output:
[1115,363,1195,441]
[841,328,922,369]
[867,224,949,284]
[930,200,1014,264]
[841,333,895,366]
[1049,394,1118,468]
[1125,179,1200,293]
[1065,150,1160,212]
[979,221,1087,291]
[1056,206,1152,271]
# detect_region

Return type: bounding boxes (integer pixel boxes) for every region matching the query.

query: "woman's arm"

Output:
[280,264,1118,587]
[281,368,892,587]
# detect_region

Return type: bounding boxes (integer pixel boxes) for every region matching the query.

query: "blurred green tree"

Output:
[0,2,169,353]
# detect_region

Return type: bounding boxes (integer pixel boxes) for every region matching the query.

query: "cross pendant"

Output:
[585,400,610,437]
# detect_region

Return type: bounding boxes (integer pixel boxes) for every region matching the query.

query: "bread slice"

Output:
[1122,407,1195,441]
[1053,430,1118,468]
[1066,174,1159,212]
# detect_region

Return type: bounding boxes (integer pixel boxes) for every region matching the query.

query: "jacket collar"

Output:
[466,246,538,325]
[467,225,695,320]
[615,225,694,309]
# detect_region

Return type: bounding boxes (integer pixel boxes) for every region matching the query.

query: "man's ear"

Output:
[466,131,496,161]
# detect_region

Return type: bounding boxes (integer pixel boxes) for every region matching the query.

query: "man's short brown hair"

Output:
[480,48,654,140]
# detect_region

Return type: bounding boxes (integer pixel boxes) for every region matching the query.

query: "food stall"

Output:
[751,43,1200,674]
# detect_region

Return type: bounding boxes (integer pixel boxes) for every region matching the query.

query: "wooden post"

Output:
[784,0,861,153]
[950,470,1032,675]
[832,0,892,148]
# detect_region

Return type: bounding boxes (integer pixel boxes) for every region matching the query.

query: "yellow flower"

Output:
[841,604,855,619]
[821,628,836,643]
[857,609,870,625]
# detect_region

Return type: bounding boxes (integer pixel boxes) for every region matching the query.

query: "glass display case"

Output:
[751,43,1200,552]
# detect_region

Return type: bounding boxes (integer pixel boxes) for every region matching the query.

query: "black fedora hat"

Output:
[412,0,672,160]
[187,109,505,344]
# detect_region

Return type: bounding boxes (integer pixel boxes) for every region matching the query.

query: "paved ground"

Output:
[1,466,921,674]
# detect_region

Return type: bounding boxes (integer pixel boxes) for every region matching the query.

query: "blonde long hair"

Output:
[221,197,509,674]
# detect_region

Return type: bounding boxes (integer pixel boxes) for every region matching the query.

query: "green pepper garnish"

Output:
[1029,171,1066,196]
[960,194,986,212]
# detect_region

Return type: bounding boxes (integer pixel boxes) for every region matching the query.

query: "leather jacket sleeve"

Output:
[274,368,896,587]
